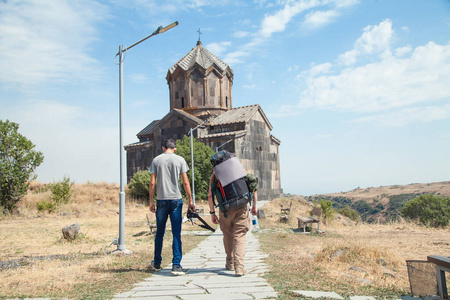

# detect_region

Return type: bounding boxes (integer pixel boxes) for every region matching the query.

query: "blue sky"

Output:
[1,0,449,196]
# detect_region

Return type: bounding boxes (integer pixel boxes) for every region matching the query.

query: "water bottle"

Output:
[251,214,259,232]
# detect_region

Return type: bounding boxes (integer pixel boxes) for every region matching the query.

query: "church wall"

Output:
[190,70,204,107]
[207,72,220,107]
[126,143,153,182]
[235,117,282,201]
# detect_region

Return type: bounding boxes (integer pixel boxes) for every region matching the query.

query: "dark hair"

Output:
[163,139,176,149]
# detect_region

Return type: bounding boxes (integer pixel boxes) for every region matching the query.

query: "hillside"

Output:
[306,181,450,222]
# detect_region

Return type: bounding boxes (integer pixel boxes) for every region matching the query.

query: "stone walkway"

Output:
[112,226,277,300]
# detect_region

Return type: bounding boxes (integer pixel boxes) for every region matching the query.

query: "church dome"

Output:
[166,41,234,119]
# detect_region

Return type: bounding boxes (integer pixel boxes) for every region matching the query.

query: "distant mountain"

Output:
[305,181,450,223]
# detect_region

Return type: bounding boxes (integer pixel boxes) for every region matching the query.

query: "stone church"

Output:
[125,40,282,200]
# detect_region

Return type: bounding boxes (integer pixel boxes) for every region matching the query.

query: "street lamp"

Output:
[114,21,179,253]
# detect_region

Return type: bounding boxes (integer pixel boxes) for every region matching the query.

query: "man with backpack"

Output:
[207,151,258,276]
[149,139,195,275]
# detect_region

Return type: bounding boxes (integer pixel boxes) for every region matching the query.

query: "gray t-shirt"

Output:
[149,153,189,200]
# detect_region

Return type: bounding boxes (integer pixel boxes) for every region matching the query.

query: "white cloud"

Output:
[205,41,232,56]
[291,19,450,126]
[339,19,393,66]
[302,9,339,29]
[300,41,450,113]
[259,0,314,38]
[0,0,108,88]
[394,45,412,57]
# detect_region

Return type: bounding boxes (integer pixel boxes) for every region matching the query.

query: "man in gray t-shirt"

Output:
[149,139,194,275]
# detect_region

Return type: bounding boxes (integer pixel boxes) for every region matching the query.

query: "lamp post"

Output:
[215,139,233,153]
[114,21,179,253]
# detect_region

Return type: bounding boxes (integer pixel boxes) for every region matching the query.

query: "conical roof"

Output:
[168,41,232,76]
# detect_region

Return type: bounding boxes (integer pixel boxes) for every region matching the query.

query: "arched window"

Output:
[225,96,228,107]
[181,97,185,108]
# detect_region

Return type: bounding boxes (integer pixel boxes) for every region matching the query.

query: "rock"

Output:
[349,266,366,273]
[96,200,103,206]
[330,247,349,259]
[356,278,372,285]
[377,258,387,266]
[257,209,265,219]
[61,212,68,217]
[135,204,144,208]
[62,223,81,241]
[383,272,396,278]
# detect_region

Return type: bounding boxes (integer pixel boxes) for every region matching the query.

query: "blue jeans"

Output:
[154,199,183,267]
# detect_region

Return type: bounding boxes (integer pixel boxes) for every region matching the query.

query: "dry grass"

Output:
[2,183,449,299]
[0,182,211,299]
[258,197,450,299]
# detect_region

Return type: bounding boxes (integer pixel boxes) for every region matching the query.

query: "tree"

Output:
[401,194,450,228]
[0,120,44,212]
[175,135,215,200]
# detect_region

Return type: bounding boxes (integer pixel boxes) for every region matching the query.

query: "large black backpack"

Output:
[210,151,251,215]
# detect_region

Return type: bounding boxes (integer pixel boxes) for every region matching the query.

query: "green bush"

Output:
[128,170,151,199]
[338,205,360,221]
[314,198,335,224]
[401,194,450,228]
[51,176,73,205]
[36,200,56,213]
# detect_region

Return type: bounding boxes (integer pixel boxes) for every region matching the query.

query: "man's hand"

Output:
[211,213,219,224]
[251,206,257,216]
[188,202,195,213]
[149,201,156,213]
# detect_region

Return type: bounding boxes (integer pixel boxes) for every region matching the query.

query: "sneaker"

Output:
[171,265,189,275]
[151,261,161,271]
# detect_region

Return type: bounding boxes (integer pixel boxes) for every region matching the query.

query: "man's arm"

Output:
[251,190,258,215]
[208,173,219,224]
[181,172,195,212]
[149,173,157,213]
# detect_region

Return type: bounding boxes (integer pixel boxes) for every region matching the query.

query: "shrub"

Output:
[128,170,151,199]
[51,176,74,205]
[338,206,360,222]
[36,200,56,213]
[401,194,450,228]
[314,198,335,224]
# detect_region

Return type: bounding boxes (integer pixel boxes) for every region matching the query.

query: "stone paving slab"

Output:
[291,290,344,299]
[112,209,278,300]
[349,297,377,300]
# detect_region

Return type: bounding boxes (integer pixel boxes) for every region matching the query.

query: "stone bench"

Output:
[428,255,450,299]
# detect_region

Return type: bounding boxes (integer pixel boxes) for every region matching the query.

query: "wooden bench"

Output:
[146,213,157,235]
[428,255,450,299]
[297,207,322,232]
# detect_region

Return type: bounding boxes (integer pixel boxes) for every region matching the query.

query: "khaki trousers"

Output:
[219,205,250,271]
